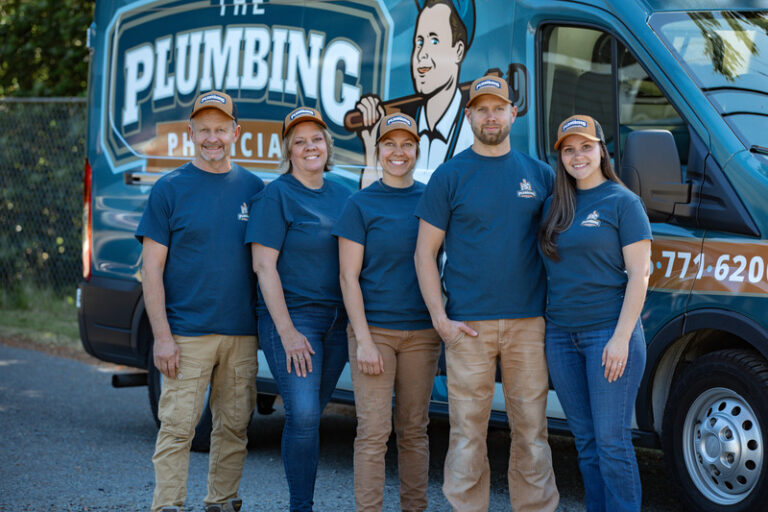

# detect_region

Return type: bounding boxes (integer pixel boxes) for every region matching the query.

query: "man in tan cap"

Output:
[137,90,264,512]
[415,75,559,511]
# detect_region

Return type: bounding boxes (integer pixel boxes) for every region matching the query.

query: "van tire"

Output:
[662,349,768,511]
[147,348,213,453]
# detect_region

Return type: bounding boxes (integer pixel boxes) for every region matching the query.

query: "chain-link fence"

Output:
[0,97,86,295]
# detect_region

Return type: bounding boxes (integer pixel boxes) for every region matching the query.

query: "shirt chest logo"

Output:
[581,210,601,227]
[516,179,536,198]
[237,202,249,222]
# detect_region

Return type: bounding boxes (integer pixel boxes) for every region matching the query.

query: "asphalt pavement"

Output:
[0,344,682,511]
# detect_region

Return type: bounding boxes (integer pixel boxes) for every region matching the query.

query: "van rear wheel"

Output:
[662,349,768,511]
[147,348,213,453]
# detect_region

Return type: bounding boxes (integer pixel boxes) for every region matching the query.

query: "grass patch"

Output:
[0,284,81,350]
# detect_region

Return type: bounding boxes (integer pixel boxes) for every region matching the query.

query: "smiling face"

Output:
[411,3,464,97]
[559,134,606,189]
[288,121,328,176]
[378,130,418,184]
[189,108,240,172]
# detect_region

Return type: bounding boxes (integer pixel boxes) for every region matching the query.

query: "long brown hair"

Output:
[538,140,625,261]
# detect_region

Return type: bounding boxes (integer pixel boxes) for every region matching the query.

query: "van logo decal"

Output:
[102,0,391,174]
[516,179,536,198]
[562,119,589,131]
[581,210,601,227]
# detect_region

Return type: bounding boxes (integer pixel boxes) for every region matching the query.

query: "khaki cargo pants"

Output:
[348,325,442,512]
[443,317,559,512]
[151,334,258,512]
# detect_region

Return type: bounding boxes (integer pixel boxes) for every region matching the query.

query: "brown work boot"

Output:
[205,498,242,512]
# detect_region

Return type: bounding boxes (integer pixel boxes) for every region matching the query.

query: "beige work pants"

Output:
[348,325,442,512]
[443,317,559,512]
[151,334,258,512]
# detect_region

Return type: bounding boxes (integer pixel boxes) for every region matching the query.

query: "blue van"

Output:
[78,1,768,510]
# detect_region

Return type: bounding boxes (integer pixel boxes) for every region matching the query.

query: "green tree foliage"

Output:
[0,0,94,96]
[0,100,86,292]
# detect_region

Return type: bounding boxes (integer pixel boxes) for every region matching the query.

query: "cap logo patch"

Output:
[290,108,315,120]
[475,79,502,90]
[199,93,227,105]
[562,119,589,131]
[385,115,412,127]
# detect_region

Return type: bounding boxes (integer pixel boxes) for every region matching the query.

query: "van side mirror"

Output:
[620,130,691,223]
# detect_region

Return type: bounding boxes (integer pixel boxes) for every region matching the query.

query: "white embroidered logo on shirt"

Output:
[516,179,536,198]
[581,210,601,227]
[237,202,249,221]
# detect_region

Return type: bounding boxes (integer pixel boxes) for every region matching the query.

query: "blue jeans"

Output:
[545,321,646,512]
[258,305,349,512]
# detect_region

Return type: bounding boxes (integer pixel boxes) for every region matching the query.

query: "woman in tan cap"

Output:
[539,115,652,512]
[246,107,351,511]
[333,113,441,511]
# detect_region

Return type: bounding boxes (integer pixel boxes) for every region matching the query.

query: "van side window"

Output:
[617,44,689,166]
[541,25,687,169]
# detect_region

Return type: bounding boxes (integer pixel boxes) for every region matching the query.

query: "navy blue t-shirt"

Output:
[541,180,652,331]
[333,180,432,330]
[245,173,351,311]
[415,147,555,320]
[135,163,264,336]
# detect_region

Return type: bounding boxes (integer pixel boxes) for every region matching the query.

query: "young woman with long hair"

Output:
[539,115,652,512]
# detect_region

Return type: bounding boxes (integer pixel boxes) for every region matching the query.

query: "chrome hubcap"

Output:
[682,387,763,505]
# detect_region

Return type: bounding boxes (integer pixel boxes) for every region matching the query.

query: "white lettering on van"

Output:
[269,28,288,93]
[182,131,194,156]
[167,132,178,155]
[200,28,243,91]
[320,39,361,126]
[123,44,154,126]
[241,27,270,90]
[220,0,265,16]
[153,36,174,101]
[175,32,203,96]
[285,31,324,99]
[268,133,281,159]
[120,26,363,128]
[240,132,253,157]
[163,128,280,162]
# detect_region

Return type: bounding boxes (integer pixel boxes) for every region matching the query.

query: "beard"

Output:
[472,122,511,146]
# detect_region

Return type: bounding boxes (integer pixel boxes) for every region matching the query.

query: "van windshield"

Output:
[651,11,768,153]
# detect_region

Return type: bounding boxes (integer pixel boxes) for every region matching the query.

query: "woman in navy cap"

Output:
[246,107,351,511]
[539,115,652,512]
[334,113,441,511]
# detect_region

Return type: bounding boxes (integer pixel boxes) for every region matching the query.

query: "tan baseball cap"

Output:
[466,75,512,107]
[377,113,418,143]
[554,114,605,150]
[282,107,327,138]
[190,90,237,121]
